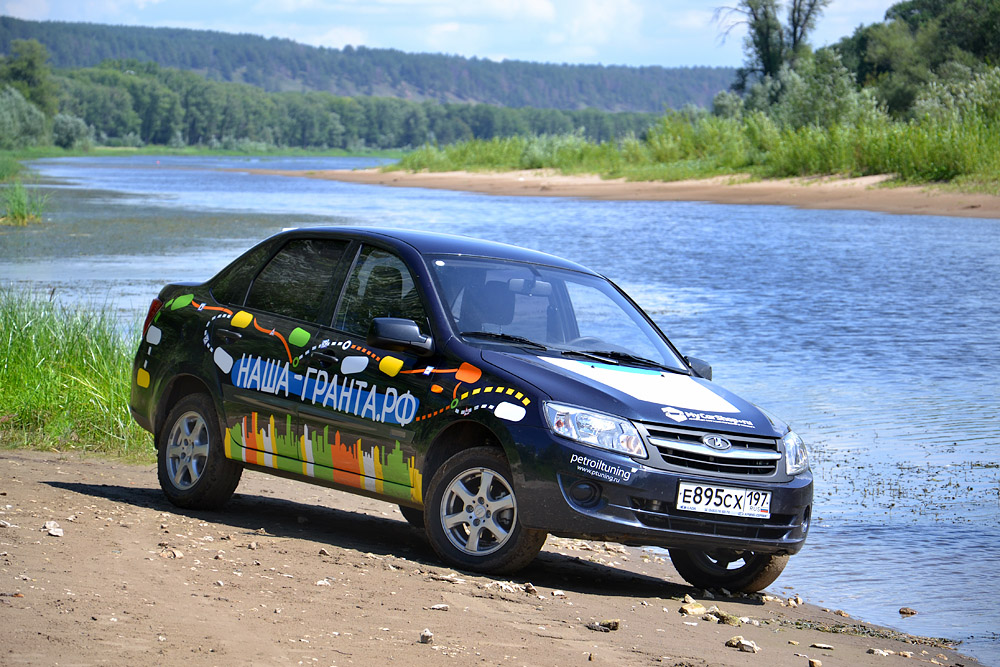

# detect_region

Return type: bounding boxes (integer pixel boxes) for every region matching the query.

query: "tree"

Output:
[719,0,831,92]
[0,39,58,116]
[0,85,46,148]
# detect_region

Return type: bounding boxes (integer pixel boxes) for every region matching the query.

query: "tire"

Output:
[424,447,547,574]
[398,504,425,529]
[668,549,788,593]
[157,393,242,510]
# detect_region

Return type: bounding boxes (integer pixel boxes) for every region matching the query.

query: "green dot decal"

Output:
[289,327,311,347]
[171,294,194,310]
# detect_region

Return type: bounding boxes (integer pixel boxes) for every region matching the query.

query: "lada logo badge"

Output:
[702,435,732,451]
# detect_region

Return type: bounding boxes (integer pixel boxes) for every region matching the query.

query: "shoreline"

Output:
[0,449,982,666]
[237,167,1000,219]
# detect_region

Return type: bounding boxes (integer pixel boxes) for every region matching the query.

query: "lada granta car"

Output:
[130,227,812,592]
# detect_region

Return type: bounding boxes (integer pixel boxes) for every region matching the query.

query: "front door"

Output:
[299,244,436,504]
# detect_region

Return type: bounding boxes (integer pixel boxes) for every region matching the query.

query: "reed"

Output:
[0,290,152,460]
[1,179,48,225]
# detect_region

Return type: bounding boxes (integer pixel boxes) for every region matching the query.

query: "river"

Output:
[2,156,998,664]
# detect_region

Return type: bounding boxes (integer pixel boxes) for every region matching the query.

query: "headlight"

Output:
[783,430,809,475]
[544,402,647,459]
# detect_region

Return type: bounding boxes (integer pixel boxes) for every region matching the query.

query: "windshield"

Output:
[427,255,688,372]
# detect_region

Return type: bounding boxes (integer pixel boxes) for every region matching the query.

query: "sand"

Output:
[238,167,1000,219]
[0,450,979,666]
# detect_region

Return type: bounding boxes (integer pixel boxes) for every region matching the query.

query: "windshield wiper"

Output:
[562,349,686,373]
[460,331,548,350]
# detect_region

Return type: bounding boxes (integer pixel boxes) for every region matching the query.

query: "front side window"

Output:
[334,246,428,336]
[244,238,349,322]
[429,255,687,371]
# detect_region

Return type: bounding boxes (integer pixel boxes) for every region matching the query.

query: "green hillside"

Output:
[0,16,736,112]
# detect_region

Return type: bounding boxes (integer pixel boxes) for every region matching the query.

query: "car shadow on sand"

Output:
[44,479,717,603]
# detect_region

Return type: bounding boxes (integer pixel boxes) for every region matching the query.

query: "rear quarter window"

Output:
[243,238,349,322]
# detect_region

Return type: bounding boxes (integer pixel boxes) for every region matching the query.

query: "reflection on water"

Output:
[3,156,999,664]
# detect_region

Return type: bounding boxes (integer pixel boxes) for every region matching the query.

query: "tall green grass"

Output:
[0,154,21,181]
[1,179,49,225]
[0,290,152,459]
[394,113,1000,188]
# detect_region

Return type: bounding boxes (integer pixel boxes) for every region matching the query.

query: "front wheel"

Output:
[157,393,242,510]
[424,447,546,574]
[668,549,788,593]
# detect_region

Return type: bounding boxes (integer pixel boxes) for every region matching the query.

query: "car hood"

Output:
[483,350,785,438]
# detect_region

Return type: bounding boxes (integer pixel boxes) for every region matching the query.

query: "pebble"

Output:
[724,636,759,653]
[318,548,330,556]
[418,628,433,644]
[868,648,892,656]
[551,590,566,598]
[430,604,449,611]
[810,643,834,651]
[43,521,63,537]
[899,607,918,616]
[808,660,822,667]
[680,602,707,616]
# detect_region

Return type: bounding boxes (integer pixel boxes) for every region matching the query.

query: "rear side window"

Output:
[244,238,349,323]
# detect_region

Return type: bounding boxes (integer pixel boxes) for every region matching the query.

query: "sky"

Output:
[2,0,901,68]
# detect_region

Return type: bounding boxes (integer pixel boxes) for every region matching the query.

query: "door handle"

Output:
[312,349,339,368]
[216,329,242,345]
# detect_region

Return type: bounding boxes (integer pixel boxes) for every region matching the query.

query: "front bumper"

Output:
[512,429,812,555]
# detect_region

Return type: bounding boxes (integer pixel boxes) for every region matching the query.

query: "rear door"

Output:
[209,237,351,473]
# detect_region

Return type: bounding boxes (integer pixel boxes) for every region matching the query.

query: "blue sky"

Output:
[3,0,900,68]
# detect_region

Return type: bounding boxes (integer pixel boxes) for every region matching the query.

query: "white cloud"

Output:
[477,0,555,22]
[1,0,51,20]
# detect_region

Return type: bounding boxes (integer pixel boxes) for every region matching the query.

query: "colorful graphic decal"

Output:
[225,412,423,503]
[230,354,419,425]
[136,293,536,430]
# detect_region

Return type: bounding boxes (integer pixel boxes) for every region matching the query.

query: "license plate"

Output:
[676,482,771,519]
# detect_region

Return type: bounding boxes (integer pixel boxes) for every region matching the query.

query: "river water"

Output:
[3,156,998,664]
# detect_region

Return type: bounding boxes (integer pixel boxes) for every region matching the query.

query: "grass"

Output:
[1,179,49,225]
[391,113,1000,190]
[0,289,153,461]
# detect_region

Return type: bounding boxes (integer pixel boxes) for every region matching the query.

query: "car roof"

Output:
[284,226,597,274]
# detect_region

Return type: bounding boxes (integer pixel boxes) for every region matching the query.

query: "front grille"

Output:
[630,497,797,540]
[638,423,781,476]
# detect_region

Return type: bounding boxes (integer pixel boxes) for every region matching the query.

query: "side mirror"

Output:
[368,317,434,357]
[685,356,712,381]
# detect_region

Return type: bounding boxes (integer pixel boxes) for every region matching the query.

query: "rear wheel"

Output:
[424,447,546,574]
[157,393,242,510]
[668,549,788,593]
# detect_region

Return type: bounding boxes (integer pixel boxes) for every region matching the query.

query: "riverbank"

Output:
[0,450,979,666]
[246,167,1000,219]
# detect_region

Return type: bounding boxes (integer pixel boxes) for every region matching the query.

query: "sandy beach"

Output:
[0,450,980,666]
[237,167,1000,219]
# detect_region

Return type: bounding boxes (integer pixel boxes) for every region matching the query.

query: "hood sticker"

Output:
[538,357,740,413]
[661,406,755,429]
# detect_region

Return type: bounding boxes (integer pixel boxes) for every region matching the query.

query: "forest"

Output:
[0,16,735,113]
[0,47,661,151]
